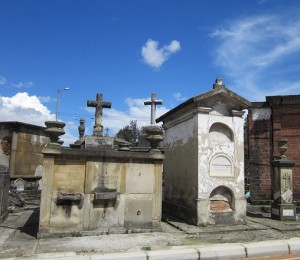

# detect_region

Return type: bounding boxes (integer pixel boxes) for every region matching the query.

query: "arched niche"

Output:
[209,154,233,177]
[209,186,234,212]
[208,123,233,143]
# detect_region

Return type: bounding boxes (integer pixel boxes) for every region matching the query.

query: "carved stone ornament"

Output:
[45,121,66,147]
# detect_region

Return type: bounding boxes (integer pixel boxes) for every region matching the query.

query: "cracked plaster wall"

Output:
[163,116,198,221]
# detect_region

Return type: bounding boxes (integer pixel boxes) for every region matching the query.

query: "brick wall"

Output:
[248,96,300,204]
[248,103,273,202]
[210,200,231,211]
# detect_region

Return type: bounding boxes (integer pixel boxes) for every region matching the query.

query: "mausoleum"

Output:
[0,121,47,192]
[39,93,164,236]
[157,78,251,225]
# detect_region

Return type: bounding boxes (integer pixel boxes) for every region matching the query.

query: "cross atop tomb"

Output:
[105,127,110,137]
[87,93,111,136]
[144,93,163,124]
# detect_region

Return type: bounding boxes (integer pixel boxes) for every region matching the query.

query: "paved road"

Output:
[0,206,300,259]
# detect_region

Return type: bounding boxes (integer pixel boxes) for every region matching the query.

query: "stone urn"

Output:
[144,125,163,153]
[78,118,85,141]
[278,138,288,159]
[45,121,66,147]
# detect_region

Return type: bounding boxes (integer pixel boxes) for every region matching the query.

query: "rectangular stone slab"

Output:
[94,192,117,200]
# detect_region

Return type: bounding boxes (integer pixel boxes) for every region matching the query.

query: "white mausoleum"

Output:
[157,78,251,225]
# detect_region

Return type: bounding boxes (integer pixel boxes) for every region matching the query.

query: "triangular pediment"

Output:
[156,78,251,123]
[194,85,250,110]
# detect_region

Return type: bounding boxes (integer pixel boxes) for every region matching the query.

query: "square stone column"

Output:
[271,139,296,221]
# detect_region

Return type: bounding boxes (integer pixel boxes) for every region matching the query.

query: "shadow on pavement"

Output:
[18,208,39,238]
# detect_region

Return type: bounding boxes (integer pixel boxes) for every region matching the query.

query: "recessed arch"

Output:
[208,123,234,143]
[209,185,234,212]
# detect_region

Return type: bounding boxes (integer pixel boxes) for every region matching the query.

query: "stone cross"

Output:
[105,127,110,136]
[87,93,111,136]
[283,172,291,191]
[144,93,163,125]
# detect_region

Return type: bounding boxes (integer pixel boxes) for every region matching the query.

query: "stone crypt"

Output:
[39,93,164,236]
[157,78,251,225]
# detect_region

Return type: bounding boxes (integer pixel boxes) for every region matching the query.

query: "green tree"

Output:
[116,120,140,146]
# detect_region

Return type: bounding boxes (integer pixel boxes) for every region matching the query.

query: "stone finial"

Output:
[44,121,66,147]
[78,118,85,141]
[144,125,164,153]
[213,77,225,89]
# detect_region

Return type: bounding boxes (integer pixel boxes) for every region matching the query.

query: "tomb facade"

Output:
[39,93,164,236]
[156,78,250,225]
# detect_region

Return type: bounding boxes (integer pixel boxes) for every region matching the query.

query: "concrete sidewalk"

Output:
[0,207,300,259]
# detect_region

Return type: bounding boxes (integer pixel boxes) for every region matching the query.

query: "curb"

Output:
[3,238,300,259]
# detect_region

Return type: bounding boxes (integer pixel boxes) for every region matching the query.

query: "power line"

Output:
[59,112,150,120]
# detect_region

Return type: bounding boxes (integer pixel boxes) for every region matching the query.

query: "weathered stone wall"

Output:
[248,96,300,204]
[0,126,11,173]
[0,122,47,193]
[13,133,47,177]
[39,148,164,235]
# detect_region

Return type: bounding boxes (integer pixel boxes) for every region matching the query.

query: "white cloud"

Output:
[141,39,181,68]
[61,120,80,147]
[211,13,300,101]
[0,92,54,125]
[0,92,78,146]
[0,75,7,85]
[166,40,181,52]
[0,93,171,147]
[173,92,187,102]
[0,91,188,147]
[0,74,34,88]
[10,81,34,88]
[38,96,52,103]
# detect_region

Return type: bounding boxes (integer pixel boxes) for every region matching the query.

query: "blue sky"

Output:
[1,0,300,145]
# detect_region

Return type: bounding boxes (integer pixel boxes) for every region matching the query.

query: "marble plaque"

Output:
[99,174,119,189]
[283,209,294,217]
[252,108,271,121]
[281,168,292,191]
[210,156,233,177]
[281,189,292,202]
